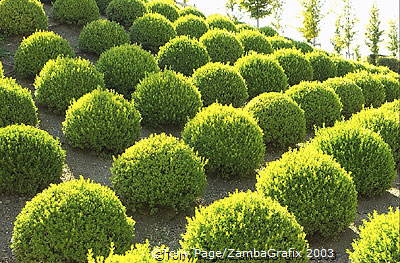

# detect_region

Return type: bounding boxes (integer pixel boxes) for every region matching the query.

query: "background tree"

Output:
[298,0,324,45]
[226,0,245,23]
[353,45,361,60]
[387,19,399,57]
[365,3,384,64]
[341,0,358,59]
[238,0,282,28]
[331,15,344,54]
[271,0,285,33]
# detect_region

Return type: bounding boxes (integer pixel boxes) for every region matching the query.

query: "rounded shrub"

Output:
[11,177,135,262]
[245,92,306,149]
[96,44,159,98]
[182,103,265,177]
[200,29,243,64]
[259,26,278,36]
[272,48,313,86]
[205,14,237,32]
[192,62,248,107]
[129,13,176,53]
[34,57,105,114]
[381,99,400,113]
[14,31,75,79]
[376,56,400,73]
[53,0,100,25]
[157,36,210,76]
[180,191,309,262]
[291,40,314,53]
[0,78,38,127]
[63,89,141,153]
[94,0,112,14]
[236,23,256,31]
[146,0,179,22]
[374,74,400,102]
[179,6,206,19]
[79,19,130,55]
[286,81,342,129]
[306,51,337,81]
[106,0,147,28]
[132,70,202,126]
[111,133,206,212]
[348,208,400,263]
[267,36,295,50]
[236,30,273,54]
[331,56,356,77]
[174,14,209,39]
[0,124,65,196]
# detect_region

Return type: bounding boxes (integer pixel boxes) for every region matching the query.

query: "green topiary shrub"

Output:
[236,23,256,31]
[381,99,400,113]
[291,40,314,53]
[53,0,100,25]
[347,208,400,263]
[182,103,265,177]
[157,36,210,76]
[79,19,130,55]
[323,77,365,118]
[267,36,295,51]
[235,53,288,98]
[35,57,105,114]
[96,44,159,98]
[63,89,141,153]
[180,191,309,262]
[106,0,147,28]
[0,124,65,196]
[0,78,38,127]
[205,14,237,32]
[374,74,400,102]
[111,133,206,213]
[14,31,75,79]
[272,48,313,86]
[0,61,3,78]
[179,6,206,19]
[331,56,356,77]
[11,177,135,262]
[236,30,273,54]
[94,0,112,14]
[146,0,179,22]
[259,26,278,36]
[199,29,243,64]
[245,92,306,149]
[174,14,209,39]
[376,56,400,73]
[192,62,248,107]
[286,81,342,129]
[306,51,337,81]
[129,13,176,53]
[256,148,357,237]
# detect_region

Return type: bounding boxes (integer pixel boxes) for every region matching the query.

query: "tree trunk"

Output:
[256,18,260,28]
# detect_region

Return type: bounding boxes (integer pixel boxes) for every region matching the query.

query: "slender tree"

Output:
[238,0,282,28]
[365,3,384,64]
[226,0,244,23]
[271,0,285,33]
[331,15,344,55]
[354,45,361,60]
[298,0,324,45]
[387,19,399,57]
[341,0,358,59]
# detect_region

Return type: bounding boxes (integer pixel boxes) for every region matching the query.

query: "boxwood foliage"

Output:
[205,14,237,32]
[236,23,256,31]
[256,148,357,238]
[106,0,147,28]
[291,40,314,53]
[94,0,112,14]
[0,78,38,127]
[286,81,342,129]
[331,56,356,77]
[199,29,243,64]
[0,61,3,78]
[323,77,365,118]
[179,6,206,19]
[0,0,48,36]
[129,13,176,53]
[132,70,202,127]
[157,36,210,76]
[376,56,400,73]
[374,74,400,102]
[245,92,306,149]
[258,26,278,36]
[272,48,313,86]
[348,208,400,263]
[236,30,273,55]
[182,103,265,177]
[35,57,105,114]
[96,44,159,98]
[308,124,396,196]
[267,36,295,51]
[192,62,248,107]
[306,51,337,81]
[180,191,309,263]
[78,19,130,55]
[111,133,207,213]
[174,14,209,39]
[381,99,400,113]
[63,89,141,153]
[11,178,135,263]
[53,0,100,25]
[146,0,179,22]
[14,31,75,79]
[0,124,65,196]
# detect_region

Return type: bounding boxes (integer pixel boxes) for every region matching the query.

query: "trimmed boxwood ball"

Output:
[0,78,38,127]
[79,19,130,55]
[132,70,202,126]
[146,0,179,22]
[174,14,209,39]
[291,40,314,53]
[179,6,206,19]
[286,81,342,129]
[205,14,237,32]
[272,48,313,86]
[129,13,176,53]
[53,0,100,25]
[182,103,265,177]
[95,0,112,14]
[180,191,309,263]
[14,31,75,79]
[306,51,337,81]
[11,177,135,262]
[236,23,256,31]
[157,36,210,76]
[63,89,141,153]
[267,36,295,50]
[245,92,306,149]
[236,30,273,54]
[106,0,147,28]
[374,74,400,102]
[111,133,207,213]
[0,0,47,36]
[347,208,400,263]
[192,62,248,107]
[331,56,356,77]
[34,57,105,114]
[259,26,278,36]
[96,44,159,98]
[381,99,400,113]
[0,124,65,196]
